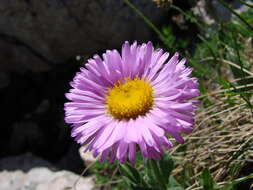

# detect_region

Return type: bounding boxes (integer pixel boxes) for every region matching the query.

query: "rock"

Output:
[0,67,79,161]
[0,152,54,172]
[56,144,85,174]
[0,72,10,88]
[35,169,94,190]
[0,37,51,73]
[191,0,251,25]
[9,122,45,155]
[210,0,250,22]
[0,170,26,190]
[0,168,94,190]
[191,0,215,25]
[0,0,165,72]
[79,146,97,166]
[34,99,50,114]
[0,153,94,190]
[0,147,84,175]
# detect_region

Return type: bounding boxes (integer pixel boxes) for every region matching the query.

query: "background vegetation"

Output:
[89,0,253,190]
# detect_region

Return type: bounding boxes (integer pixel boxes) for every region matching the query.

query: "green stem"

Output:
[239,0,253,8]
[197,34,218,61]
[217,0,253,31]
[149,159,167,189]
[231,31,253,115]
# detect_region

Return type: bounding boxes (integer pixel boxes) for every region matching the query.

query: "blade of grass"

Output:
[170,4,205,30]
[200,57,253,76]
[123,0,167,44]
[231,31,253,115]
[197,35,218,61]
[238,0,253,9]
[217,0,253,31]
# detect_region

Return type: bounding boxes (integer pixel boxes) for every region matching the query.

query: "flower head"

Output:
[65,41,200,164]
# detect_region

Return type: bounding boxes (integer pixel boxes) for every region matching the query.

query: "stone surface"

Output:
[0,150,84,175]
[0,153,54,172]
[0,153,94,190]
[0,0,165,72]
[211,0,250,22]
[57,144,85,174]
[0,65,80,163]
[0,72,10,88]
[0,168,94,190]
[8,122,46,155]
[79,146,97,166]
[191,0,251,25]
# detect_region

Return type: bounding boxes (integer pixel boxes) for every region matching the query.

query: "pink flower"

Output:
[65,41,200,164]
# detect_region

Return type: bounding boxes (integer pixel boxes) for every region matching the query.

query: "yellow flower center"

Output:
[106,77,154,120]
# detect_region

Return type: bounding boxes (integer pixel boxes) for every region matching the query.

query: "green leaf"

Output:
[133,187,162,190]
[167,187,185,190]
[120,163,142,186]
[145,159,156,187]
[158,154,174,185]
[168,176,182,187]
[201,168,214,190]
[146,159,167,189]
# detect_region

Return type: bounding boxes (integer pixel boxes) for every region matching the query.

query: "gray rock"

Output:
[0,168,94,190]
[35,169,94,190]
[0,72,10,88]
[56,144,85,174]
[34,99,50,114]
[191,0,251,25]
[191,0,215,25]
[9,122,45,155]
[0,0,164,72]
[211,0,250,22]
[0,37,50,73]
[79,146,97,166]
[0,170,26,190]
[0,152,93,190]
[0,153,54,171]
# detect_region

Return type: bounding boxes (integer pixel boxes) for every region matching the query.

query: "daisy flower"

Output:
[65,41,200,164]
